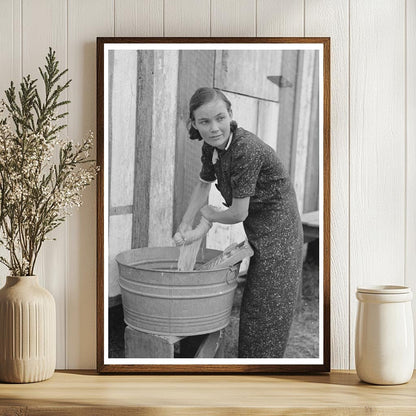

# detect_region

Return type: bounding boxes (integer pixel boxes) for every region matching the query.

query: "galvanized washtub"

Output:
[115,247,240,336]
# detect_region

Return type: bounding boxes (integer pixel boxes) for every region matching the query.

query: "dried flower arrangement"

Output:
[0,48,97,276]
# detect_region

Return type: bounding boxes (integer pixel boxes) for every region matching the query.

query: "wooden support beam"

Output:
[303,51,320,213]
[276,50,299,175]
[293,50,316,214]
[131,50,154,248]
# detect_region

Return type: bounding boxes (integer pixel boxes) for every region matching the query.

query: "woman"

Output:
[175,87,303,358]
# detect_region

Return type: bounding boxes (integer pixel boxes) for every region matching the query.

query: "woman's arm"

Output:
[201,197,249,225]
[173,181,212,246]
[180,180,212,228]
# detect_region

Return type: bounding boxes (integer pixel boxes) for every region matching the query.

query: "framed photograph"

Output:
[96,37,330,373]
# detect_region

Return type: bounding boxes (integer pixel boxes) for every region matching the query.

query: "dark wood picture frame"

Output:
[97,37,330,373]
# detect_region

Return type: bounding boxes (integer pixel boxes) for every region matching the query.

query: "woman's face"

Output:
[192,99,232,149]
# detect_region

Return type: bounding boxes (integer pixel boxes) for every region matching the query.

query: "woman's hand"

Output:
[173,223,192,246]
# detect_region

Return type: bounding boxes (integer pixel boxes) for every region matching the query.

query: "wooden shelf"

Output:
[0,370,415,415]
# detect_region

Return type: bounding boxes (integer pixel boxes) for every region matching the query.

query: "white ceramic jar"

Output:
[355,285,414,385]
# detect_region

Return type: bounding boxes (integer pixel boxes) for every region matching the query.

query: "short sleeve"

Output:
[231,141,262,198]
[199,142,216,182]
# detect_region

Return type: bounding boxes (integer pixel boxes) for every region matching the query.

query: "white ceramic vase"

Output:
[355,285,414,385]
[0,276,56,383]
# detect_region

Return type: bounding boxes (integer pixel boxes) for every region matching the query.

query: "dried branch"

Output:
[0,49,97,276]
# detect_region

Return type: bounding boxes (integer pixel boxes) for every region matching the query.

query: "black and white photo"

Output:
[96,38,330,373]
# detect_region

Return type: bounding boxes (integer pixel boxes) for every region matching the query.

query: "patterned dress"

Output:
[199,127,304,358]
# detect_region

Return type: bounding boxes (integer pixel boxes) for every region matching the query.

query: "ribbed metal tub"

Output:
[115,247,239,336]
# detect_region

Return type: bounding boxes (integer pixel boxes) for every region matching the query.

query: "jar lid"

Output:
[357,285,411,294]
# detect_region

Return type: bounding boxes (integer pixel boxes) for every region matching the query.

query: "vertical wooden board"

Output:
[108,50,115,208]
[110,50,137,208]
[211,0,256,37]
[115,0,163,36]
[148,51,179,247]
[164,0,210,36]
[305,0,350,370]
[293,50,315,215]
[214,50,282,102]
[0,0,21,100]
[67,0,113,369]
[257,0,304,36]
[406,0,416,366]
[0,0,21,287]
[21,0,66,87]
[350,0,406,369]
[0,0,13,100]
[109,214,132,298]
[257,100,279,151]
[303,52,320,213]
[276,50,299,175]
[22,0,67,369]
[132,51,153,248]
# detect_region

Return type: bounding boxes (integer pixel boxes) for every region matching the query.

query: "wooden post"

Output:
[276,50,299,175]
[293,50,316,214]
[303,51,320,213]
[147,50,179,247]
[131,50,154,249]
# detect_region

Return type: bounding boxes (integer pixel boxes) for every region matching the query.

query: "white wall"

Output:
[0,0,414,370]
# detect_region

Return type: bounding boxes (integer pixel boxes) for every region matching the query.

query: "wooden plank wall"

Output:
[349,0,406,368]
[0,0,413,370]
[407,0,416,368]
[304,0,350,371]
